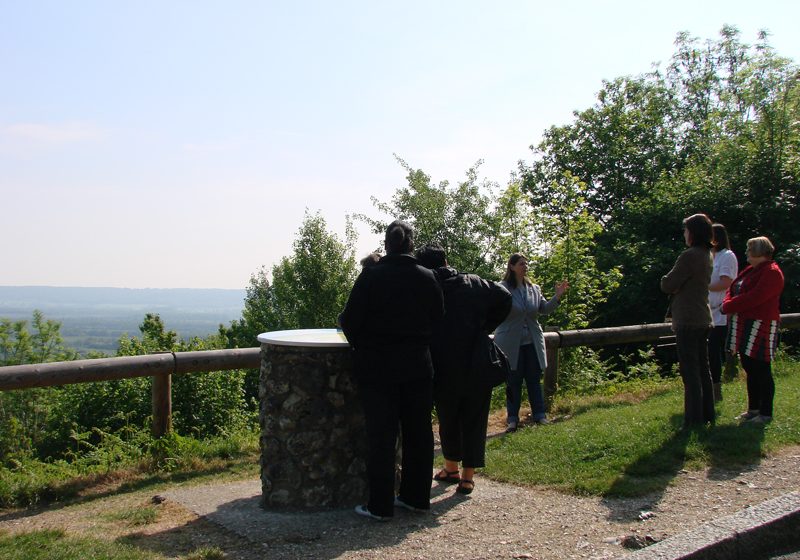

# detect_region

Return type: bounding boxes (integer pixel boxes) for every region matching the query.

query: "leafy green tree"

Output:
[0,311,76,366]
[221,212,359,403]
[225,210,358,338]
[358,156,501,278]
[0,312,77,462]
[522,27,800,326]
[492,181,539,269]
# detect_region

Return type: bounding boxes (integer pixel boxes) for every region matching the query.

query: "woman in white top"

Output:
[708,223,738,401]
[493,253,568,432]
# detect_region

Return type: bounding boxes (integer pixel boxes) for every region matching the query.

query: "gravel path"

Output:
[155,447,800,560]
[1,446,798,559]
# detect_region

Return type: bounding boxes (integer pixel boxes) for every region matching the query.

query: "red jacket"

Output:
[721,260,784,321]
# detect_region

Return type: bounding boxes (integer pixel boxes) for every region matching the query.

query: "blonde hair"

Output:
[747,236,775,258]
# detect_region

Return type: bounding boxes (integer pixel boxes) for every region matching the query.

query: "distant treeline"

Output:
[0,286,245,354]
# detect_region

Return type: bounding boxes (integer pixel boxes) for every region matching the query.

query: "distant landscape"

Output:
[0,286,246,355]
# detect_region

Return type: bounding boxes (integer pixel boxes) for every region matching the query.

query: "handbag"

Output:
[471,332,511,388]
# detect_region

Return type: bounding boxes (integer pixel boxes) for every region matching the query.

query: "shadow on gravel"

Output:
[0,463,244,524]
[601,413,767,523]
[123,481,470,559]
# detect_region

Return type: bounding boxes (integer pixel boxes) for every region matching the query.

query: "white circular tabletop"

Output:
[257,328,350,347]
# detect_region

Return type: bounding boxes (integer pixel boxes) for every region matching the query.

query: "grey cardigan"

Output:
[493,280,560,371]
[660,245,712,329]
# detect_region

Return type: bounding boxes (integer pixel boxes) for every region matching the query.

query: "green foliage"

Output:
[0,311,76,366]
[522,27,800,326]
[358,156,502,278]
[270,211,358,329]
[0,424,259,508]
[225,211,358,338]
[115,313,250,437]
[1,310,250,464]
[222,211,358,403]
[0,313,79,462]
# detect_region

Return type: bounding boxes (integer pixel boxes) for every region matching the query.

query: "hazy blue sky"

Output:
[2,1,798,289]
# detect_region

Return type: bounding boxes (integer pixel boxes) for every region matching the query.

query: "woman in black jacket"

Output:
[340,221,444,521]
[417,244,511,496]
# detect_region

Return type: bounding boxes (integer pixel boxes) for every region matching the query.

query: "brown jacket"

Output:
[660,245,712,329]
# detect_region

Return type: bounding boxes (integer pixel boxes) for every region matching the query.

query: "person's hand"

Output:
[555,280,569,299]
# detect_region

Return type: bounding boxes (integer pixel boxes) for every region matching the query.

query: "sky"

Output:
[2,1,799,289]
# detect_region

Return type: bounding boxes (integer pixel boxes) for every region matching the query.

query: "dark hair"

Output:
[359,253,381,269]
[711,223,730,251]
[384,220,414,255]
[416,243,447,269]
[502,253,530,288]
[682,214,713,248]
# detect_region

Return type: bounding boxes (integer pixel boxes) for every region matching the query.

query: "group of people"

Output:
[661,214,785,429]
[340,220,568,521]
[339,213,786,521]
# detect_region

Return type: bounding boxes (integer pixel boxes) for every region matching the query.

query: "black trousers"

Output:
[434,381,492,469]
[740,353,775,417]
[357,376,433,517]
[707,325,728,384]
[675,326,715,426]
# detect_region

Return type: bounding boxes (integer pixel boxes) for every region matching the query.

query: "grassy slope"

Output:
[485,358,799,496]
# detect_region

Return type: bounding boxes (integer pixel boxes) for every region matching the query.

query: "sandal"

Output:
[456,479,474,495]
[433,469,460,483]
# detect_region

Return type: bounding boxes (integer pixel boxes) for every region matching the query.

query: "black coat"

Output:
[340,253,444,384]
[429,267,512,385]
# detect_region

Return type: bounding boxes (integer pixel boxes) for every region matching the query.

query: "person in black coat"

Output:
[340,221,444,520]
[416,244,511,495]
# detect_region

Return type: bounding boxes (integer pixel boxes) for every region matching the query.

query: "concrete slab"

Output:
[628,491,800,560]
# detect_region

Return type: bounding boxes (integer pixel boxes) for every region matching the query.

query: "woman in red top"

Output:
[722,236,784,423]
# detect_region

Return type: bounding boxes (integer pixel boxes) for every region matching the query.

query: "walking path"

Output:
[158,446,800,559]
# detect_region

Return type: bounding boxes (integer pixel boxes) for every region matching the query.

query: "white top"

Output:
[709,248,738,326]
[257,329,350,347]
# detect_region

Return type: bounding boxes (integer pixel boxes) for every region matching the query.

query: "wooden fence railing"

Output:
[1,314,798,435]
[0,348,260,437]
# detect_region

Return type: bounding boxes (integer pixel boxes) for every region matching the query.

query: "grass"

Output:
[0,427,260,508]
[0,529,227,560]
[103,505,160,526]
[484,356,800,497]
[0,529,162,560]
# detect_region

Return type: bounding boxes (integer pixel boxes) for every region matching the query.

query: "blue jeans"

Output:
[506,343,545,423]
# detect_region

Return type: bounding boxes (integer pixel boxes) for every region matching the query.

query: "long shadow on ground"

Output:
[124,481,468,560]
[601,414,766,523]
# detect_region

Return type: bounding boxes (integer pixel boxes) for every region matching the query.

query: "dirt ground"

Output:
[1,411,799,560]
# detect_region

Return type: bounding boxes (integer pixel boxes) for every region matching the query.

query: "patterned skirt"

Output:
[726,315,780,363]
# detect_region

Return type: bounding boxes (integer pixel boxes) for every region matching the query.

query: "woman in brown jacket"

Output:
[661,213,714,428]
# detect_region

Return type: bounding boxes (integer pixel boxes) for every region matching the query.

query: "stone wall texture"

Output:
[259,343,368,510]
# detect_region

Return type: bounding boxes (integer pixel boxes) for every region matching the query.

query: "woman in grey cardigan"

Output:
[494,254,568,432]
[660,213,714,428]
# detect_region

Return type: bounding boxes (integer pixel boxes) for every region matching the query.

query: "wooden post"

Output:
[152,372,172,437]
[543,345,559,412]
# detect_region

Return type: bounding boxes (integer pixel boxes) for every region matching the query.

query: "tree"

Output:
[0,311,76,366]
[521,27,800,326]
[226,211,358,339]
[0,311,77,462]
[221,212,359,403]
[358,156,501,278]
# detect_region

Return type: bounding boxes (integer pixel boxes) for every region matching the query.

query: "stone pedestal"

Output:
[257,330,367,510]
